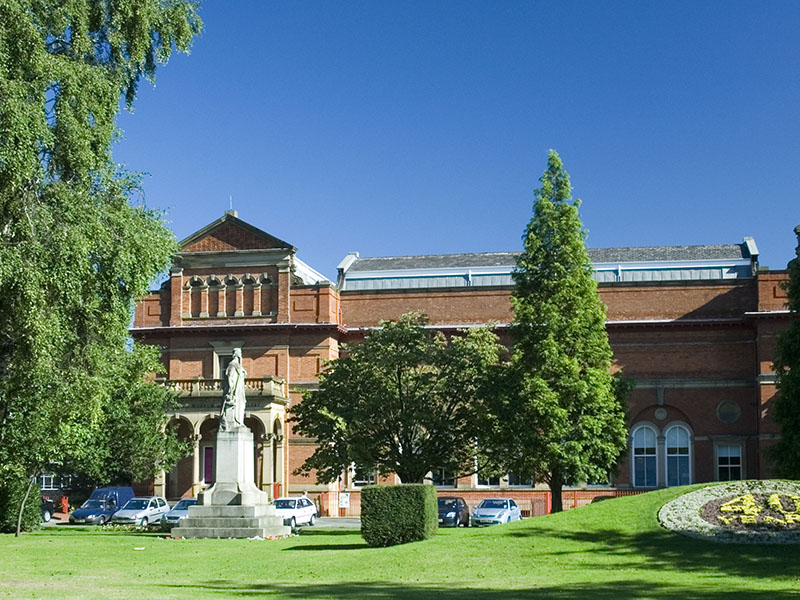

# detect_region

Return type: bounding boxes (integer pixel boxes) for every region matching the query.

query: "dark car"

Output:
[69,486,135,525]
[41,497,56,523]
[438,496,470,527]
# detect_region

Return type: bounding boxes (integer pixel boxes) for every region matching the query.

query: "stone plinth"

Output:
[173,504,289,539]
[172,426,290,539]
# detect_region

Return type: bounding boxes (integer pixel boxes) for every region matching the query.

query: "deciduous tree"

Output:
[487,150,628,512]
[0,1,201,534]
[290,313,502,485]
[771,225,800,477]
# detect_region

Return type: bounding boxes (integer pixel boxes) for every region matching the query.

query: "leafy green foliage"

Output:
[0,477,40,534]
[0,1,201,532]
[771,226,800,477]
[290,312,502,484]
[361,484,438,547]
[487,150,628,511]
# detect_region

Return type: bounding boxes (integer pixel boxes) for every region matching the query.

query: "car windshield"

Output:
[478,499,508,509]
[274,500,296,509]
[122,499,149,510]
[438,499,458,509]
[174,499,197,510]
[81,500,104,509]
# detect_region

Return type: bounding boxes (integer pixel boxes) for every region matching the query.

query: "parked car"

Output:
[111,496,170,526]
[273,496,317,528]
[471,498,522,527]
[160,498,198,530]
[69,486,135,525]
[438,496,470,527]
[41,497,56,523]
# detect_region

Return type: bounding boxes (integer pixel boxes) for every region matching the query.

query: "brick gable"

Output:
[183,222,282,252]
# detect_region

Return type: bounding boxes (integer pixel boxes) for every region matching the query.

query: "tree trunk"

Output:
[15,475,35,537]
[395,466,427,484]
[549,469,564,513]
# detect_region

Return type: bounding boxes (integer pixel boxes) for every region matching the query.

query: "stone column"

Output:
[259,434,270,497]
[191,435,201,496]
[154,469,166,497]
[657,434,666,488]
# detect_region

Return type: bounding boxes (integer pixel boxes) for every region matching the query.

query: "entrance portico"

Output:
[159,376,288,500]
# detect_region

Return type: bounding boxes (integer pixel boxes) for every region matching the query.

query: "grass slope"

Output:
[2,485,799,599]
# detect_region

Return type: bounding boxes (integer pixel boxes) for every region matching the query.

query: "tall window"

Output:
[508,472,534,487]
[353,465,376,487]
[477,473,500,487]
[666,425,691,487]
[632,426,657,487]
[218,354,233,378]
[431,468,456,487]
[718,445,742,481]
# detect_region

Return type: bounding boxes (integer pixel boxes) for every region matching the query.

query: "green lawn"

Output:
[2,485,799,599]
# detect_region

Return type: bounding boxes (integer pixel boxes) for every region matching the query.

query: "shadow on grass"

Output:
[284,543,367,551]
[28,526,166,538]
[512,524,800,581]
[157,580,796,599]
[297,529,360,537]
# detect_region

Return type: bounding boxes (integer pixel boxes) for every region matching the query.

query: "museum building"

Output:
[131,211,794,514]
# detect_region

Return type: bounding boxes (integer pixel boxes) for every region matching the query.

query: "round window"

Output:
[717,400,741,424]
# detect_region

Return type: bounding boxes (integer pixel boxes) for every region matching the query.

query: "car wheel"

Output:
[309,514,316,526]
[465,514,470,528]
[140,517,148,527]
[42,510,51,523]
[98,515,108,525]
[290,517,297,529]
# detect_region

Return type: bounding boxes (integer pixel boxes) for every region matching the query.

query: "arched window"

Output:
[632,426,657,487]
[666,425,691,487]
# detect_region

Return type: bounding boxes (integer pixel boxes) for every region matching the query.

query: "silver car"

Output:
[273,496,317,528]
[471,498,522,527]
[111,496,170,526]
[160,498,197,530]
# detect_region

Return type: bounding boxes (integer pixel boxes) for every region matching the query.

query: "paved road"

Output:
[43,514,360,529]
[312,517,360,529]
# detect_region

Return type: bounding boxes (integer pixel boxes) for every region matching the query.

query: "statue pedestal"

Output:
[172,426,290,539]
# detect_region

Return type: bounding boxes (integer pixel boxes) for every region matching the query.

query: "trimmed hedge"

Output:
[361,484,438,547]
[0,477,41,534]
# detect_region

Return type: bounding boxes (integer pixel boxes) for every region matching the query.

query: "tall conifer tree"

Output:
[489,150,627,512]
[772,226,800,477]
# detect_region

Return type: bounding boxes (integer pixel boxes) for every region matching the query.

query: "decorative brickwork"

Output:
[183,222,282,252]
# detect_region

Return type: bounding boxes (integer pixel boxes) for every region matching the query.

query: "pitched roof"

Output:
[346,243,752,272]
[179,211,295,253]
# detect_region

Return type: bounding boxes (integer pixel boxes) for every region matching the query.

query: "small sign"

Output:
[338,493,350,509]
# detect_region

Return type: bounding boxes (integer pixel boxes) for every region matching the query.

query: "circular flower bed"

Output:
[658,480,800,543]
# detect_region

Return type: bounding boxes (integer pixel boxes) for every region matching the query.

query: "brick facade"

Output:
[131,212,795,514]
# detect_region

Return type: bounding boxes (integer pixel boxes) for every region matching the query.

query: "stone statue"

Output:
[220,348,247,431]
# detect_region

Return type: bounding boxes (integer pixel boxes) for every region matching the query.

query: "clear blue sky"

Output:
[115,1,800,280]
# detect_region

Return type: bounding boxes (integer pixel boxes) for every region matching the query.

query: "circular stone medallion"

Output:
[658,480,800,543]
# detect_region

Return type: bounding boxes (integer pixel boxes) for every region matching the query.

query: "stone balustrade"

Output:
[157,377,286,398]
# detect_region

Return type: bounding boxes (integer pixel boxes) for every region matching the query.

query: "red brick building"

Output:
[132,211,794,514]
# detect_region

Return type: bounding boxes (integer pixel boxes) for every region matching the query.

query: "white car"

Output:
[111,496,170,526]
[471,498,522,527]
[273,496,317,528]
